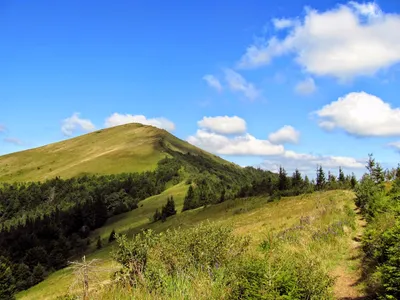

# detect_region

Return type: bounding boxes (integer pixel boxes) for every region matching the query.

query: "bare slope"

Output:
[0,123,230,182]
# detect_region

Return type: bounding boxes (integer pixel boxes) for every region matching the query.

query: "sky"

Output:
[2,0,400,178]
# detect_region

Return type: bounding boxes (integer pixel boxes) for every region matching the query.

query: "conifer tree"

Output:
[108,229,116,243]
[153,208,161,222]
[316,165,326,190]
[182,185,195,211]
[338,167,345,184]
[96,236,102,249]
[31,263,46,285]
[292,169,303,188]
[278,166,289,191]
[0,256,15,300]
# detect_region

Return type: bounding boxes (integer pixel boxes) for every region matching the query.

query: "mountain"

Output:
[0,123,234,182]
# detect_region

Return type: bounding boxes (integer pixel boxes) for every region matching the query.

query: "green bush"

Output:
[230,253,334,299]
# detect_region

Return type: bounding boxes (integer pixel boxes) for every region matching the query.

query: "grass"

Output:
[17,189,357,299]
[0,123,231,182]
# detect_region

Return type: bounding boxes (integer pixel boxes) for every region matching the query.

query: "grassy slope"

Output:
[0,123,231,182]
[17,188,357,300]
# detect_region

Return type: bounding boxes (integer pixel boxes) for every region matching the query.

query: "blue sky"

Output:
[2,0,400,177]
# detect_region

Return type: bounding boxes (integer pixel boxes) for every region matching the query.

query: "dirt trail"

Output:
[332,208,367,300]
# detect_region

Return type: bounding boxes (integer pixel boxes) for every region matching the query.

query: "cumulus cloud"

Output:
[4,137,23,146]
[203,75,223,92]
[105,113,175,131]
[315,92,400,137]
[198,116,246,135]
[61,113,96,136]
[224,69,260,100]
[268,125,300,144]
[238,2,400,80]
[187,130,284,156]
[295,78,316,95]
[259,150,365,175]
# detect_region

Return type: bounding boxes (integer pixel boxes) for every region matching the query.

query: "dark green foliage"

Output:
[0,256,15,300]
[109,229,116,243]
[96,236,102,249]
[13,263,31,292]
[182,185,196,211]
[316,165,326,190]
[153,197,177,222]
[31,263,46,286]
[278,166,290,191]
[153,209,161,223]
[338,167,345,183]
[356,154,400,298]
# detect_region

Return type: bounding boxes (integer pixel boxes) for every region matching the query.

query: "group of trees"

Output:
[181,163,357,213]
[355,154,400,298]
[0,157,182,297]
[153,197,177,222]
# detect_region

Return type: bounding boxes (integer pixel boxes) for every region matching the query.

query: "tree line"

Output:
[183,165,357,212]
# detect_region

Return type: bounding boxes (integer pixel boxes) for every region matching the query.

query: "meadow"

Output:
[17,187,365,299]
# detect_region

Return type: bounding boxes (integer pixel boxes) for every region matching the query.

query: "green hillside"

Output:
[16,189,365,300]
[0,123,231,182]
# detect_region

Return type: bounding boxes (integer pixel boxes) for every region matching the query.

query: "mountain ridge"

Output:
[0,123,236,182]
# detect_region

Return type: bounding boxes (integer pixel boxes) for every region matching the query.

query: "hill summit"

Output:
[0,123,232,182]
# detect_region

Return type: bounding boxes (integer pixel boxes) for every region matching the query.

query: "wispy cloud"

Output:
[295,78,316,95]
[4,137,23,146]
[203,75,223,92]
[224,69,260,100]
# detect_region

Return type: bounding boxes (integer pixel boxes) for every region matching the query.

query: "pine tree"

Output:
[338,167,345,183]
[0,256,15,300]
[316,165,326,190]
[14,263,31,291]
[182,185,195,211]
[153,208,161,222]
[108,229,116,243]
[31,263,46,285]
[291,169,303,188]
[278,166,289,191]
[350,173,357,189]
[96,236,102,249]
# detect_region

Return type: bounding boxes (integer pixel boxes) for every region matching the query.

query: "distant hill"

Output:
[0,123,235,182]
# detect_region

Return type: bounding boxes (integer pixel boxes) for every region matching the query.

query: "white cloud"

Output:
[198,116,247,135]
[61,113,96,136]
[315,92,400,137]
[187,130,284,156]
[105,113,175,131]
[203,75,223,92]
[295,78,316,95]
[269,125,300,144]
[259,150,364,176]
[272,18,296,29]
[224,69,260,100]
[3,137,23,146]
[237,2,400,80]
[0,125,6,133]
